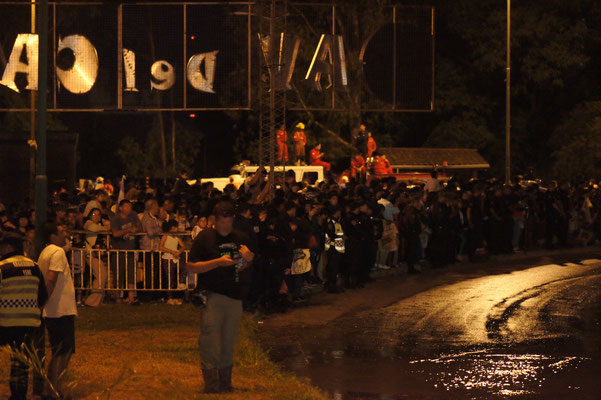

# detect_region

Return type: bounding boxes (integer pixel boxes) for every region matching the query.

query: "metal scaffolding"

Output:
[258,0,288,195]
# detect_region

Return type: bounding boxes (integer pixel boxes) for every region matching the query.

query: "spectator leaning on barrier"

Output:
[0,232,48,400]
[140,199,163,294]
[38,221,77,399]
[186,200,254,394]
[82,208,110,307]
[159,219,186,305]
[110,199,142,305]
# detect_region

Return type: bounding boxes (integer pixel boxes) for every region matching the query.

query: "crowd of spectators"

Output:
[1,170,600,313]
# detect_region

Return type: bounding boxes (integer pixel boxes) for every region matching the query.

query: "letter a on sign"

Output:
[305,34,348,91]
[0,33,39,93]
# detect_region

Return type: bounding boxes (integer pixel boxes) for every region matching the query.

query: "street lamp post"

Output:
[34,0,48,256]
[505,0,511,184]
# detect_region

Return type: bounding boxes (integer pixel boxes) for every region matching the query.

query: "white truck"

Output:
[200,164,325,191]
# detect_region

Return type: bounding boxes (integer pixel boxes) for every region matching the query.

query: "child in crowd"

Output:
[159,220,186,304]
[176,207,191,232]
[191,215,208,240]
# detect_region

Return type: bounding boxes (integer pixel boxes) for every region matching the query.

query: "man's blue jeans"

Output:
[199,292,243,369]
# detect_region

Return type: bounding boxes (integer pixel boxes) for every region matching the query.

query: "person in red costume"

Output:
[293,122,307,165]
[276,124,289,164]
[373,154,393,175]
[310,144,331,171]
[382,154,393,174]
[367,132,377,158]
[351,153,366,181]
[373,155,387,175]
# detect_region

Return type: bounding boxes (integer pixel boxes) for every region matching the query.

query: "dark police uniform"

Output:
[0,252,48,399]
[343,208,363,288]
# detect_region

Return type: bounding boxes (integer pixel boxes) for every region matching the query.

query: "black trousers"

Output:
[358,241,377,283]
[0,326,45,399]
[325,248,342,289]
[345,241,361,286]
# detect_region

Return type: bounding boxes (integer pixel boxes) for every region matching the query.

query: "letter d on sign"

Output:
[187,51,218,93]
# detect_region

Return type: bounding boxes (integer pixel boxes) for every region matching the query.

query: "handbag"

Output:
[291,248,312,275]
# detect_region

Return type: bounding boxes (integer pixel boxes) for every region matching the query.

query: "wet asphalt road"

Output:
[264,253,601,399]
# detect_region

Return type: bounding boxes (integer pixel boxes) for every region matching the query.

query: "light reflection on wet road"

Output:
[266,258,601,399]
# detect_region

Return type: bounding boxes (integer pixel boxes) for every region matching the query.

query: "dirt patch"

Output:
[0,303,329,400]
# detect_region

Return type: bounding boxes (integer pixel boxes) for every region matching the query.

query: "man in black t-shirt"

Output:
[186,200,254,394]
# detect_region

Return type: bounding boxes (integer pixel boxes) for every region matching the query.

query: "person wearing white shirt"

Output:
[424,171,441,193]
[38,222,77,398]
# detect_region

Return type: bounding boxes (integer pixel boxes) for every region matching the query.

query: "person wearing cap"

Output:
[0,233,47,400]
[186,200,254,393]
[94,176,104,190]
[293,122,307,165]
[310,143,331,172]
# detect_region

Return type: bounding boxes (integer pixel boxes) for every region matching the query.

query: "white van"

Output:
[242,165,325,186]
[201,164,325,191]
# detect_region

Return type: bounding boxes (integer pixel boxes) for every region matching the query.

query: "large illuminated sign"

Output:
[1,33,347,95]
[0,3,434,112]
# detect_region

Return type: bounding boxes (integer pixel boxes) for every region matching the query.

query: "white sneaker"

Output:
[376,264,391,270]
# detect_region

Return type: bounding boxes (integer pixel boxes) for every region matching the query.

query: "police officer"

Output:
[359,201,383,285]
[343,201,364,289]
[0,232,48,400]
[324,206,345,293]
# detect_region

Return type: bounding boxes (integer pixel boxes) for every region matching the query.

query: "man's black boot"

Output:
[218,366,234,392]
[202,368,220,393]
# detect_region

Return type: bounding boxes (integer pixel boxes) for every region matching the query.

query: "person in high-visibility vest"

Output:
[324,206,345,293]
[293,122,307,165]
[276,124,289,164]
[310,144,331,171]
[0,233,48,400]
[367,132,377,158]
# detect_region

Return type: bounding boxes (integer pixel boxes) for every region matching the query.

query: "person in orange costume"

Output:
[382,154,393,174]
[373,155,387,175]
[351,153,366,181]
[310,144,331,171]
[366,132,377,158]
[276,124,289,164]
[373,154,393,175]
[293,122,307,165]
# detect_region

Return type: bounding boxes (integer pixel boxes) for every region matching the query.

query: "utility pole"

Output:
[505,0,511,184]
[30,0,36,201]
[34,0,48,256]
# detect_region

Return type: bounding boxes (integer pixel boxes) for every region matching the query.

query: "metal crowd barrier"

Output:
[70,248,196,291]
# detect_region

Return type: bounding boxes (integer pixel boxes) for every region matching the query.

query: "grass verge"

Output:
[0,303,329,400]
